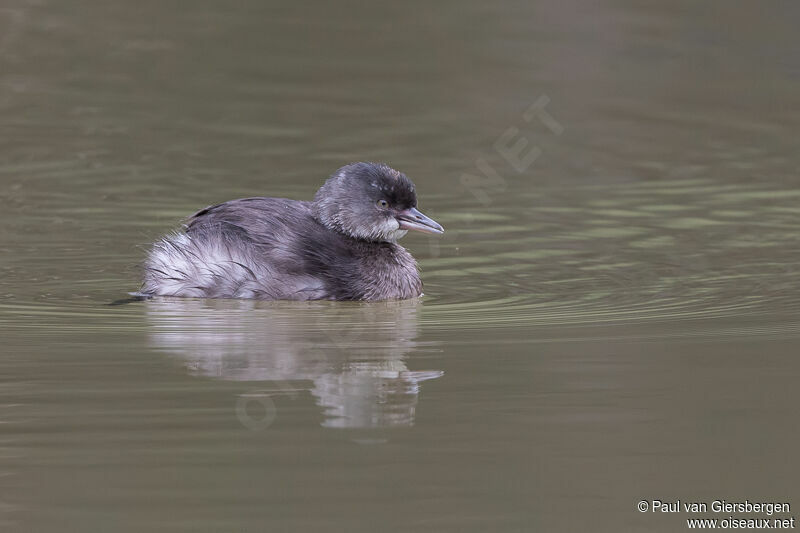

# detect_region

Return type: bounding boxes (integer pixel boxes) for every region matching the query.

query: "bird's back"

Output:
[142,197,328,299]
[142,197,423,300]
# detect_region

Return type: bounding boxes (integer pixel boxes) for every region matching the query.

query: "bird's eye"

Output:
[377,199,389,208]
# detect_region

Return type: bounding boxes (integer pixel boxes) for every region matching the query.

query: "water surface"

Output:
[1,1,799,531]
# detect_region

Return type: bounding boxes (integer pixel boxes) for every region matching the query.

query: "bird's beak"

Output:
[396,207,444,235]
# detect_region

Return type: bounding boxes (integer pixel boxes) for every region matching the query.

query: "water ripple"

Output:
[1,171,799,340]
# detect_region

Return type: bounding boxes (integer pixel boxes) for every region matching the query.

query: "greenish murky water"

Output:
[2,1,799,531]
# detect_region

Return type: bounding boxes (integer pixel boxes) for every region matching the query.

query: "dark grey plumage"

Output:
[141,162,444,300]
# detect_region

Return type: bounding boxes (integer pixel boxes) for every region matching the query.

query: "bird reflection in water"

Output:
[145,298,442,429]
